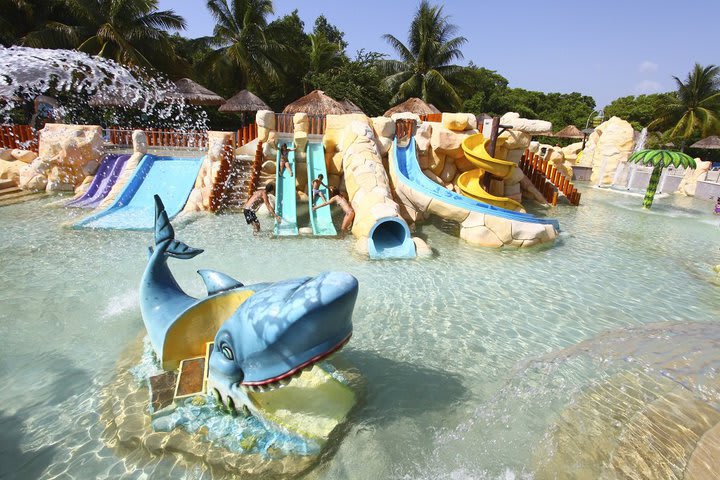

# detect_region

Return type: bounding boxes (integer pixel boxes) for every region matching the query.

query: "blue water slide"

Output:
[66,153,130,208]
[306,142,337,236]
[74,154,202,230]
[273,140,299,236]
[393,138,560,231]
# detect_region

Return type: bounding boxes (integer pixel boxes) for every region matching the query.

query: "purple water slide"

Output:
[66,154,130,208]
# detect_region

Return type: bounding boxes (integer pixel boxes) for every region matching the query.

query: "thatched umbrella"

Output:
[283,90,348,115]
[218,89,269,113]
[690,135,720,150]
[340,99,363,114]
[554,124,584,139]
[170,78,225,106]
[384,97,439,117]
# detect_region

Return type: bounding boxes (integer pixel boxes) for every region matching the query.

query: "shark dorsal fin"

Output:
[197,269,244,296]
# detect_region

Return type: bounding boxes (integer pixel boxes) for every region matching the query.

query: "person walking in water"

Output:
[243,183,281,233]
[313,187,355,237]
[279,144,294,177]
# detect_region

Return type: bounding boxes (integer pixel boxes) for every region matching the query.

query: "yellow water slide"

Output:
[457,133,524,211]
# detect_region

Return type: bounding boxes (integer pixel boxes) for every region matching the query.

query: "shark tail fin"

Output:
[154,195,203,259]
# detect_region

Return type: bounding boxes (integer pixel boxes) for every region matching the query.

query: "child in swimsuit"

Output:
[279,144,294,177]
[313,187,355,237]
[311,174,328,205]
[243,182,281,233]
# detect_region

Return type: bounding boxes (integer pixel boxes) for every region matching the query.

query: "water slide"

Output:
[393,137,560,230]
[66,153,130,208]
[456,134,524,211]
[273,140,299,236]
[74,155,202,230]
[306,142,337,236]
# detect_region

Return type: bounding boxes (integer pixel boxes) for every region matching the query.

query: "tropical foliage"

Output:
[379,0,467,111]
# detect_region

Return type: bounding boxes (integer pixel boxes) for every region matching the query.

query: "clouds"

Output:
[635,80,663,94]
[638,61,659,74]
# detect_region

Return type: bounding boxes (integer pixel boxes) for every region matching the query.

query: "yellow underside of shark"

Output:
[457,134,524,212]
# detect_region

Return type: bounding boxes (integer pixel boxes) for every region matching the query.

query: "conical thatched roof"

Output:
[553,124,584,139]
[384,97,440,116]
[170,78,225,106]
[690,135,720,149]
[340,99,363,114]
[283,90,348,115]
[218,89,269,113]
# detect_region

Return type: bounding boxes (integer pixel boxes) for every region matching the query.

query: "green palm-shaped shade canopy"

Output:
[628,149,697,169]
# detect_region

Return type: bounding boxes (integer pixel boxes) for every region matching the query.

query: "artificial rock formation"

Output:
[19,123,103,191]
[341,121,406,253]
[580,116,635,185]
[323,113,371,188]
[677,159,711,196]
[96,130,146,210]
[0,148,37,186]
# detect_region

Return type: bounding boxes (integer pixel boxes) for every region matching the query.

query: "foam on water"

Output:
[0,186,719,478]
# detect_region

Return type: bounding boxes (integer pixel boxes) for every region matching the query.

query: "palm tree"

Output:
[302,33,343,92]
[380,0,467,111]
[649,64,720,148]
[61,0,186,69]
[1,0,76,48]
[204,0,284,90]
[627,149,696,208]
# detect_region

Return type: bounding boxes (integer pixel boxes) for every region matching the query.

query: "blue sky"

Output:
[158,0,719,109]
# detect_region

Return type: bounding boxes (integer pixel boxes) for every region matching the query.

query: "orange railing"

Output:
[520,150,581,206]
[247,140,264,199]
[419,113,443,122]
[274,113,327,135]
[0,125,38,152]
[106,127,209,148]
[236,124,258,147]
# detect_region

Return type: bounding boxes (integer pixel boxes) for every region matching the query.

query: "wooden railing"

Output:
[0,125,38,152]
[419,113,443,122]
[520,150,581,206]
[106,127,209,148]
[236,124,258,146]
[209,140,236,212]
[247,141,264,199]
[274,113,327,135]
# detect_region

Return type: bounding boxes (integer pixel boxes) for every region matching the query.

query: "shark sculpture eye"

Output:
[220,343,234,361]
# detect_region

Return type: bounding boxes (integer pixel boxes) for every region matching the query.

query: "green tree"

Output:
[649,63,720,147]
[204,0,283,92]
[313,14,347,51]
[380,0,467,111]
[309,50,390,117]
[62,0,185,69]
[604,93,672,130]
[1,0,76,48]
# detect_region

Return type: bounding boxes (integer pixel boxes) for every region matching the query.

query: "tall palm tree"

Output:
[380,0,467,111]
[649,63,720,147]
[62,0,186,69]
[204,0,283,90]
[1,0,76,48]
[302,33,343,92]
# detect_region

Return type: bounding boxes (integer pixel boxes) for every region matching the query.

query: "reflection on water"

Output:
[0,187,719,478]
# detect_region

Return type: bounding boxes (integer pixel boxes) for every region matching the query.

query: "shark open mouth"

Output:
[239,333,352,391]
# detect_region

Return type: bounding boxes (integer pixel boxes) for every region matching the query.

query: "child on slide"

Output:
[313,187,355,237]
[279,144,294,177]
[311,174,328,205]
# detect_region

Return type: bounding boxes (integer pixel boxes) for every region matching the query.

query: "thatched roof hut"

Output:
[218,89,269,113]
[384,97,440,116]
[690,135,720,149]
[340,99,363,114]
[170,78,225,106]
[283,90,347,115]
[553,124,584,139]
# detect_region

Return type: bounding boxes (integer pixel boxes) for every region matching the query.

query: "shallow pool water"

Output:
[1,187,719,479]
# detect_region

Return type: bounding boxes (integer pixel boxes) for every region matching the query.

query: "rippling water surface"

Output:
[1,186,719,479]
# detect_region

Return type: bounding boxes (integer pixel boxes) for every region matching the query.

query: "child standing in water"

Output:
[311,174,328,205]
[313,187,355,237]
[279,144,294,177]
[243,183,281,233]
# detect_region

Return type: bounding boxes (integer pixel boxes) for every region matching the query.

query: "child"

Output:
[311,174,328,205]
[279,144,294,177]
[243,182,281,233]
[313,187,355,237]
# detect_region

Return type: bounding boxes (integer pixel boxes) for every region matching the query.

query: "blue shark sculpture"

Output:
[140,195,358,420]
